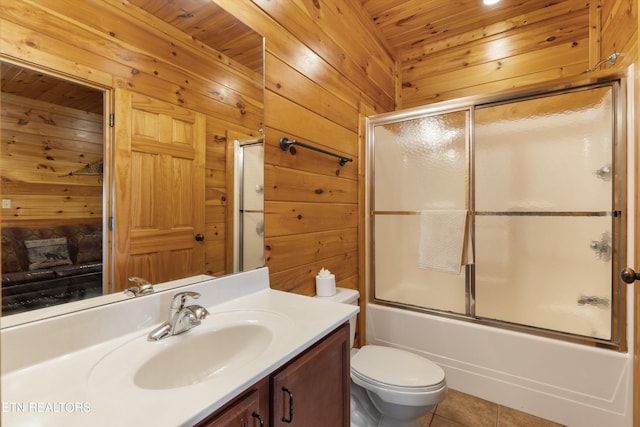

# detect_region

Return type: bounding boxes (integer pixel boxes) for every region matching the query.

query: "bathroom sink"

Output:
[88,309,293,391]
[135,323,272,389]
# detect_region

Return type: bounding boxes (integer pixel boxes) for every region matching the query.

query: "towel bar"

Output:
[279,137,352,166]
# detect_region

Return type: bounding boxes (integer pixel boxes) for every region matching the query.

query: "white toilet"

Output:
[316,288,447,427]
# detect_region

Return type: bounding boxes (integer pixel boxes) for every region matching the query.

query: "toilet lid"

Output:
[351,345,445,389]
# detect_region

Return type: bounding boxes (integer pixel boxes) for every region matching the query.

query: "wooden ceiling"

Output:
[1,0,583,114]
[0,0,264,115]
[1,62,104,114]
[128,0,581,76]
[360,0,578,58]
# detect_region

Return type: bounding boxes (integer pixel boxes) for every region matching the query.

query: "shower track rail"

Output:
[372,210,621,217]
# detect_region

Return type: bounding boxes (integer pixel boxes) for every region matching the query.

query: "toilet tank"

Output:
[315,288,359,348]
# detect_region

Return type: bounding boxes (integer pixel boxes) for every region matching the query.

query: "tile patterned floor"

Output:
[419,389,566,427]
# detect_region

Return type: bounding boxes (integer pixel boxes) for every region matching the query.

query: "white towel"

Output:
[418,210,473,274]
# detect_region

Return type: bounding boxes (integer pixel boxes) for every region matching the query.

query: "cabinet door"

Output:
[195,381,268,427]
[271,323,350,427]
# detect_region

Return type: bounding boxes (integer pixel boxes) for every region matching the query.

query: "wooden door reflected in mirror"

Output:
[113,90,206,291]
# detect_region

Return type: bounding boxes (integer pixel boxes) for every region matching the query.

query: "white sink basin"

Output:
[135,323,272,389]
[89,309,293,391]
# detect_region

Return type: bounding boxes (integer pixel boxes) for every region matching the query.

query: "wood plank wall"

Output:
[0,0,265,278]
[1,93,103,227]
[213,0,395,303]
[212,0,396,345]
[599,0,637,61]
[0,0,396,343]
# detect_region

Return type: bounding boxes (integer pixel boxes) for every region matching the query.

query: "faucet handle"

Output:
[129,276,150,286]
[124,277,154,297]
[188,305,209,324]
[170,291,201,309]
[127,277,154,295]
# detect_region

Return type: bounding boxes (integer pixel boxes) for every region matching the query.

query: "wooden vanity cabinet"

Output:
[271,323,350,427]
[195,323,350,427]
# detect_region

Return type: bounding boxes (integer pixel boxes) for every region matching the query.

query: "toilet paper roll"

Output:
[316,274,336,297]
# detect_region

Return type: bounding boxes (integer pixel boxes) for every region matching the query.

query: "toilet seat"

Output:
[351,369,444,393]
[351,345,445,390]
[350,345,446,406]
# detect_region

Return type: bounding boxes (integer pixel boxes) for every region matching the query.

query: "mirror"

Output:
[1,63,106,317]
[0,2,264,323]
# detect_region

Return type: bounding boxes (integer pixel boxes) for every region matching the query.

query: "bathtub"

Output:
[366,297,634,427]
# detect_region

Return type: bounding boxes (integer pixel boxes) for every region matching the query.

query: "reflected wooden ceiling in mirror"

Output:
[129,0,264,74]
[0,62,104,228]
[1,64,103,115]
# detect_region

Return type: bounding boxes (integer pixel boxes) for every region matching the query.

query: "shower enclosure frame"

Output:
[234,138,265,273]
[366,75,628,351]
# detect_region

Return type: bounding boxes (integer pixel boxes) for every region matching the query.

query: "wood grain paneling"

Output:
[265,91,358,158]
[600,0,637,70]
[214,0,393,113]
[1,93,103,226]
[2,0,390,300]
[398,1,592,107]
[128,0,264,73]
[1,0,265,281]
[265,165,357,204]
[203,123,229,277]
[265,54,359,131]
[2,63,104,114]
[0,1,263,129]
[265,202,357,238]
[214,0,393,303]
[265,228,357,272]
[249,0,394,109]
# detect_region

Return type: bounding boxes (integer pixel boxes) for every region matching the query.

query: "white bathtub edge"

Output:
[366,303,633,427]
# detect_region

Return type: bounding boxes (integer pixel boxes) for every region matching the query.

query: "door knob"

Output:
[195,233,205,242]
[620,267,640,283]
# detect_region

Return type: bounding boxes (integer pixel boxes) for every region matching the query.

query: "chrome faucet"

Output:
[124,276,154,297]
[147,291,209,341]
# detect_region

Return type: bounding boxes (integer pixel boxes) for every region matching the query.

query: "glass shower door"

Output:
[239,142,264,271]
[372,110,469,314]
[473,85,619,339]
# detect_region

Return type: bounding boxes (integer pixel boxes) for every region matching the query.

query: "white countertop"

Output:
[1,268,358,426]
